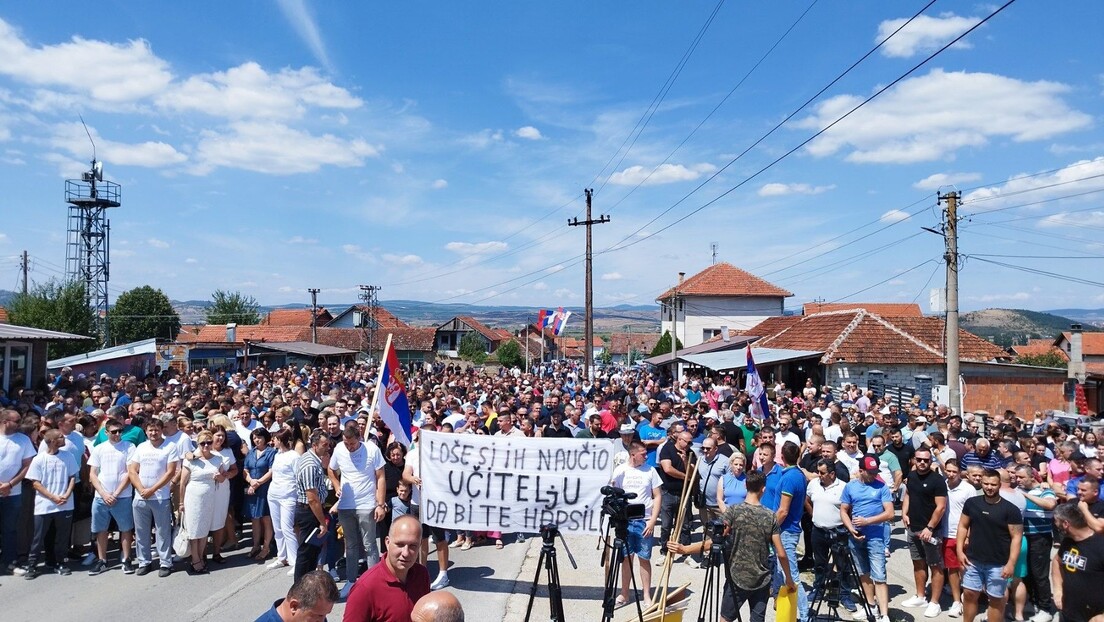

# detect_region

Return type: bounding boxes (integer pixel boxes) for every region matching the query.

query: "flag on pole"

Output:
[536,308,556,329]
[553,309,572,336]
[745,345,771,420]
[374,334,414,447]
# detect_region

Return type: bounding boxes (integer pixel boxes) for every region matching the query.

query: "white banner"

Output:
[419,431,617,535]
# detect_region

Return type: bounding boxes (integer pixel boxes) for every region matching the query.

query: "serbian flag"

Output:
[375,335,414,447]
[745,345,771,420]
[553,309,572,336]
[536,308,557,329]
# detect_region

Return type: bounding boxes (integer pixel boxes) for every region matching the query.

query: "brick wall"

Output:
[962,374,1066,416]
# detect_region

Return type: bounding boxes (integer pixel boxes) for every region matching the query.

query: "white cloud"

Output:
[0,233,8,243]
[49,122,186,168]
[341,244,376,263]
[533,282,549,291]
[968,292,1031,303]
[879,209,912,224]
[0,17,172,103]
[546,264,566,273]
[382,253,423,266]
[147,238,170,249]
[608,162,717,186]
[184,258,198,264]
[601,272,623,281]
[554,288,576,299]
[912,172,982,191]
[799,69,1092,164]
[274,0,333,73]
[876,13,981,58]
[444,241,508,255]
[1040,211,1104,228]
[431,179,448,190]
[286,236,318,244]
[461,129,504,149]
[157,62,360,120]
[964,156,1104,212]
[757,182,835,197]
[515,126,543,140]
[191,122,379,175]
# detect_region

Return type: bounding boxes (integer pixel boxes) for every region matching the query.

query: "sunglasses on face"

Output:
[199,441,213,447]
[108,429,122,435]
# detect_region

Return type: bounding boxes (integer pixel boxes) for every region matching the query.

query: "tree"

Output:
[8,279,97,359]
[206,289,260,325]
[627,347,642,366]
[458,332,487,364]
[109,285,181,344]
[1015,351,1068,369]
[650,330,683,357]
[598,348,613,366]
[495,340,524,369]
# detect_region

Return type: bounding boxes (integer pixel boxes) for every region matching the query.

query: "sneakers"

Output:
[901,595,928,608]
[840,597,858,613]
[121,558,136,574]
[81,552,98,566]
[924,602,941,618]
[10,563,27,576]
[266,559,287,569]
[339,582,354,600]
[24,565,39,580]
[430,572,450,590]
[135,564,152,576]
[851,609,869,620]
[158,566,172,578]
[948,602,963,618]
[89,559,109,576]
[1030,612,1053,622]
[56,565,72,576]
[878,616,891,622]
[328,567,340,581]
[684,558,703,569]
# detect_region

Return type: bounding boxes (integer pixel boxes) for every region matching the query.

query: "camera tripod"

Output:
[600,517,645,622]
[808,530,877,622]
[524,524,578,622]
[696,534,741,622]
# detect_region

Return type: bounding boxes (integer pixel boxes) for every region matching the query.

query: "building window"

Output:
[1,343,32,394]
[703,328,721,341]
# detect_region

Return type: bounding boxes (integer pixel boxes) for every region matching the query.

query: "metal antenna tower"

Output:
[65,147,120,346]
[358,285,381,361]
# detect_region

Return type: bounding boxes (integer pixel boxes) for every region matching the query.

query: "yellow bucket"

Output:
[776,585,798,622]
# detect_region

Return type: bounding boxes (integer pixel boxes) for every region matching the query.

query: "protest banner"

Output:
[419,430,617,535]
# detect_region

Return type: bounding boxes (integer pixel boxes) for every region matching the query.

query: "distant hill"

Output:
[1045,308,1104,327]
[961,308,1096,348]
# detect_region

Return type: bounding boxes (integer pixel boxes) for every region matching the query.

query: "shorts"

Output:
[91,495,134,533]
[962,562,1009,599]
[623,518,654,561]
[1014,537,1028,578]
[943,538,961,570]
[425,525,452,543]
[908,531,944,568]
[848,534,887,583]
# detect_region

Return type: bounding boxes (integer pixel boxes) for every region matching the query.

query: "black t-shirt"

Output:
[715,443,735,459]
[905,469,948,529]
[658,442,687,495]
[1057,533,1104,622]
[962,496,1023,565]
[887,441,916,476]
[721,421,743,449]
[541,425,573,439]
[798,452,819,474]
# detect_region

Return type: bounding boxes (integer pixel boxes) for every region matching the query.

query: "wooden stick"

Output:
[647,452,699,618]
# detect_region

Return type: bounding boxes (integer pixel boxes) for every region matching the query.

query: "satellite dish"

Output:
[93,160,103,181]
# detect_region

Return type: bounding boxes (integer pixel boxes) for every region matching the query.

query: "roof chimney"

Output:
[1069,323,1085,382]
[678,272,686,286]
[226,323,237,343]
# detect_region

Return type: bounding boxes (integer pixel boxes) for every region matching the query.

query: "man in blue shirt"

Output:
[841,455,895,622]
[636,410,667,468]
[763,441,809,622]
[255,569,339,622]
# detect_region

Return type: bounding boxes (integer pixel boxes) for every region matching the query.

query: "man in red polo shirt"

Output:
[343,514,431,622]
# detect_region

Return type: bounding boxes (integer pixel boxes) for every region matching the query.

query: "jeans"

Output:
[133,497,173,569]
[722,582,770,622]
[337,508,379,583]
[0,494,22,566]
[773,530,809,622]
[658,490,690,552]
[28,511,73,568]
[293,504,321,582]
[269,497,297,565]
[811,525,855,601]
[1024,533,1055,614]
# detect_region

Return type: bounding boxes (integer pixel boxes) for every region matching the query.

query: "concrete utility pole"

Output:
[308,288,320,344]
[358,285,381,362]
[568,188,609,382]
[670,272,685,383]
[20,250,28,295]
[940,191,962,414]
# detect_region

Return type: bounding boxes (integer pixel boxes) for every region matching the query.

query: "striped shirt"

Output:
[1022,487,1057,535]
[294,450,328,506]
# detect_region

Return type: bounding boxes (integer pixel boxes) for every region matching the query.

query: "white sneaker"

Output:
[878,616,891,622]
[852,610,869,620]
[266,559,286,569]
[902,595,928,608]
[1030,613,1052,622]
[948,602,963,618]
[287,567,295,577]
[430,572,450,590]
[924,602,942,618]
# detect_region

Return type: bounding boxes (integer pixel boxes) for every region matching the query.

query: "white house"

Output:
[656,262,792,349]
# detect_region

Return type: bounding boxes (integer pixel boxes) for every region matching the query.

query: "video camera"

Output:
[600,485,646,522]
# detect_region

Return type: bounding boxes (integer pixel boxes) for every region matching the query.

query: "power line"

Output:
[969,257,1104,288]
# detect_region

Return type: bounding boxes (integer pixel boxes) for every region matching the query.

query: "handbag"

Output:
[173,519,191,558]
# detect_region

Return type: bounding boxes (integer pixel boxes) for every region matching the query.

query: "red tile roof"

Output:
[802,302,922,317]
[1011,339,1069,360]
[608,332,661,355]
[749,310,1008,365]
[1060,332,1104,357]
[453,316,507,345]
[656,262,793,301]
[193,325,312,343]
[262,308,333,327]
[0,306,8,323]
[326,305,409,329]
[182,324,434,352]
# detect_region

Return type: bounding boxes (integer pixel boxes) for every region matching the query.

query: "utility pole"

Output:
[359,285,381,362]
[308,288,320,344]
[710,242,718,266]
[939,191,962,414]
[568,188,609,382]
[670,272,685,383]
[20,250,29,295]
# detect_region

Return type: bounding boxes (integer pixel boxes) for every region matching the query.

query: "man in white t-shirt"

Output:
[940,459,978,619]
[235,409,261,450]
[328,425,386,595]
[88,422,136,575]
[0,408,36,573]
[609,441,663,607]
[127,419,180,577]
[402,425,451,591]
[25,430,79,579]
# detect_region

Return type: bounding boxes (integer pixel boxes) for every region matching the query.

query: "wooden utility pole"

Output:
[20,250,28,295]
[569,189,609,382]
[308,288,320,343]
[939,191,962,414]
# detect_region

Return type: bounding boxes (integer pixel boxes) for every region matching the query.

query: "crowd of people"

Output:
[1,360,1103,622]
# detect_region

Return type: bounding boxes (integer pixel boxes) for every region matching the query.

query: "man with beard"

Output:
[957,469,1023,622]
[1051,501,1104,622]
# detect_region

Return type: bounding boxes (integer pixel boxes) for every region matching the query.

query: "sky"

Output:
[0,1,1102,316]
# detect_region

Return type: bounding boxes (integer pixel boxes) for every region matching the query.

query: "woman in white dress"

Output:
[209,427,239,563]
[266,429,302,572]
[180,431,228,575]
